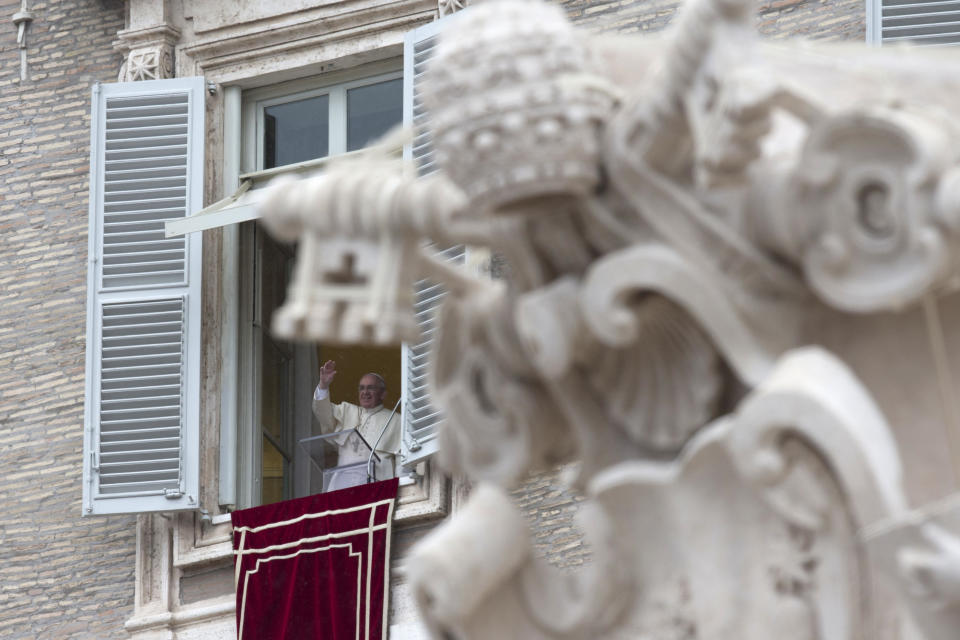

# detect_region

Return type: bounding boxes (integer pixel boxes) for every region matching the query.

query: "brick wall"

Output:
[560,0,865,40]
[0,1,131,638]
[513,468,591,570]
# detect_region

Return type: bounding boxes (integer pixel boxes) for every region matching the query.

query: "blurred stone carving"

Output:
[257,0,960,636]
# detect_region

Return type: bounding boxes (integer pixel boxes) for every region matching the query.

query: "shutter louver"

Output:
[879,0,960,44]
[405,245,466,461]
[98,298,184,495]
[84,78,204,516]
[401,18,467,467]
[102,93,189,289]
[410,34,439,177]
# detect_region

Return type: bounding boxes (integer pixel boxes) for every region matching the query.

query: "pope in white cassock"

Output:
[312,360,402,484]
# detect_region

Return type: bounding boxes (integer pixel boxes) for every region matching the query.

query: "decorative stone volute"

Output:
[747,105,960,313]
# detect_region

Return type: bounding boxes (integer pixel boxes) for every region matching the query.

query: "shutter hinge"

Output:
[90,451,99,471]
[164,488,184,499]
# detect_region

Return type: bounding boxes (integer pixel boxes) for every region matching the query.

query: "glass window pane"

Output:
[263,95,329,169]
[259,231,293,445]
[260,337,290,443]
[259,235,293,335]
[261,435,286,505]
[346,78,402,152]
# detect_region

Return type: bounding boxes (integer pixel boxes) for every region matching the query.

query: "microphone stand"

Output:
[367,397,402,483]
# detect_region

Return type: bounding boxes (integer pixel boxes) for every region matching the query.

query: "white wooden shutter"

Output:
[869,0,960,45]
[400,18,466,467]
[83,78,205,515]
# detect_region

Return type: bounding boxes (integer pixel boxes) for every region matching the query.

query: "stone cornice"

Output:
[113,24,182,54]
[180,0,435,81]
[188,0,434,35]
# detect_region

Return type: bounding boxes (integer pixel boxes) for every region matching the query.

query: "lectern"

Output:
[299,429,381,493]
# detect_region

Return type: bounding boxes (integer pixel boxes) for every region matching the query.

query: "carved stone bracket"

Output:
[438,0,470,18]
[114,25,180,81]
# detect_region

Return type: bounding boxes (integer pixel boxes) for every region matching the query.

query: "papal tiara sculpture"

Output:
[421,0,617,210]
[259,0,960,637]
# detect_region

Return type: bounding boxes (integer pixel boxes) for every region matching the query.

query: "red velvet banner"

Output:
[231,479,399,640]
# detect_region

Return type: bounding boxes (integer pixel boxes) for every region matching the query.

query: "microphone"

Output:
[367,397,402,483]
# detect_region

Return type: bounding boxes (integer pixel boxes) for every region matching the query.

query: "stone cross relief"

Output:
[257,0,960,637]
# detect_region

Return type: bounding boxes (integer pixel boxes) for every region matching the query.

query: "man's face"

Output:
[358,375,385,409]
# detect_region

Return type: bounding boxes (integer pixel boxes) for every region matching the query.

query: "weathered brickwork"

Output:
[754,0,865,40]
[0,1,131,638]
[560,0,865,40]
[513,468,592,570]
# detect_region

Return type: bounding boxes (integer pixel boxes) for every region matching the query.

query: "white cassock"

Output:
[312,385,402,487]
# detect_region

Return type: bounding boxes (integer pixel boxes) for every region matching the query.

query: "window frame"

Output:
[119,12,459,635]
[241,62,403,175]
[231,62,406,510]
[235,221,318,509]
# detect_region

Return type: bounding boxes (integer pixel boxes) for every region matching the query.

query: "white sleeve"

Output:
[312,385,337,434]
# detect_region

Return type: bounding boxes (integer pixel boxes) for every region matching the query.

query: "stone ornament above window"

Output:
[114,20,180,82]
[258,0,960,637]
[120,46,174,82]
[438,0,470,17]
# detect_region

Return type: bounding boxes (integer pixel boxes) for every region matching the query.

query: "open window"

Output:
[90,20,467,516]
[233,66,407,508]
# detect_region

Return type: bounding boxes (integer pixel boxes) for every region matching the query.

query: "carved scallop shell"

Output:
[587,295,723,452]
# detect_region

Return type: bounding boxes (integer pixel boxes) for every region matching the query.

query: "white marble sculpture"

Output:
[258,0,960,637]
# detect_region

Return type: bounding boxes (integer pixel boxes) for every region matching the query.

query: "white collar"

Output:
[359,404,384,415]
